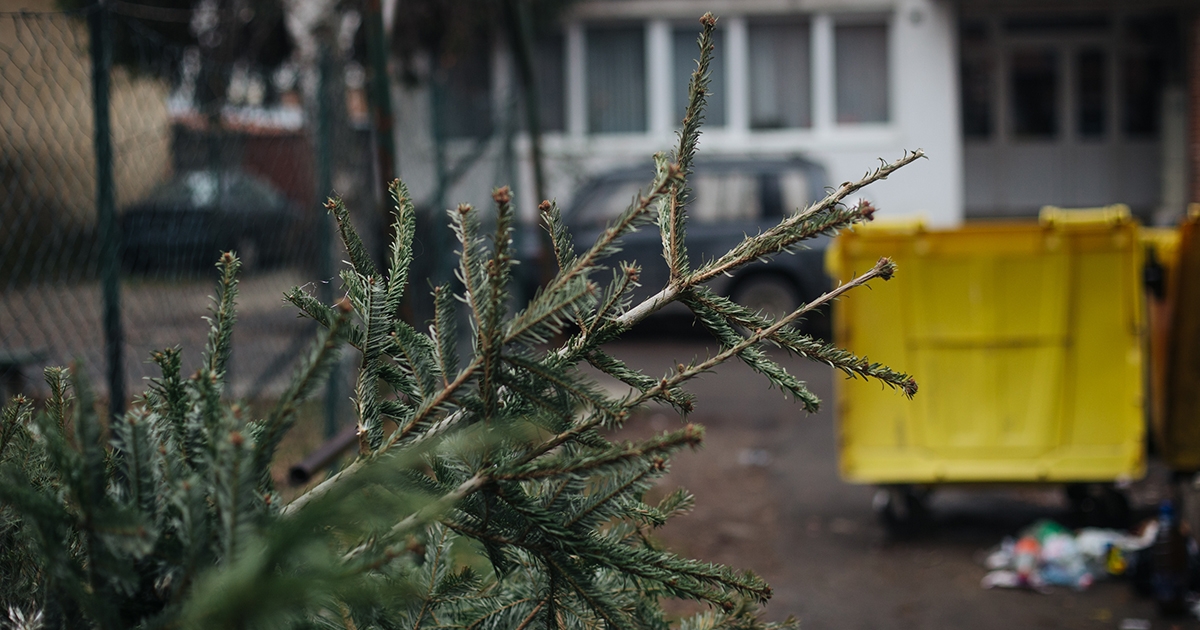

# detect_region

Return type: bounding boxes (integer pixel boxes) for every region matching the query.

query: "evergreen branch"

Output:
[495,426,702,482]
[691,151,923,285]
[380,399,414,424]
[215,431,254,563]
[683,292,820,412]
[540,200,576,272]
[584,350,695,415]
[482,188,517,420]
[655,488,695,523]
[203,252,241,380]
[111,409,156,515]
[147,347,190,458]
[355,278,389,452]
[69,368,106,519]
[346,474,488,567]
[504,276,594,347]
[501,354,619,418]
[464,597,540,630]
[284,286,366,350]
[686,287,917,396]
[410,526,451,629]
[628,258,897,410]
[581,264,638,340]
[283,359,482,517]
[662,13,717,284]
[44,366,70,428]
[563,466,657,529]
[252,300,352,486]
[494,375,574,434]
[392,320,439,400]
[521,259,897,463]
[543,556,636,630]
[609,154,919,332]
[681,600,799,630]
[386,180,417,317]
[431,284,459,387]
[451,203,488,340]
[0,394,32,460]
[388,358,478,447]
[327,196,379,279]
[547,154,680,300]
[511,598,546,630]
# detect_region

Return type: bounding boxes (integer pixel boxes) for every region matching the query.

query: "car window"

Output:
[689,172,759,224]
[144,171,218,208]
[575,179,645,230]
[183,172,219,207]
[781,169,812,214]
[226,175,285,209]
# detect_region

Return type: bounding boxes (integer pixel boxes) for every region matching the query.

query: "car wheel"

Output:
[730,274,801,323]
[874,485,931,538]
[235,237,260,274]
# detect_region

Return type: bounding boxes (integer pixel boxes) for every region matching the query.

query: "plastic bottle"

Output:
[1013,536,1040,587]
[1151,500,1189,616]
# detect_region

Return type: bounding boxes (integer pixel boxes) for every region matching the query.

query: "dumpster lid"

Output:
[1039,204,1132,228]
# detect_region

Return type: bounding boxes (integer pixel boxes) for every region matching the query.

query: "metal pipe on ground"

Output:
[288,423,359,486]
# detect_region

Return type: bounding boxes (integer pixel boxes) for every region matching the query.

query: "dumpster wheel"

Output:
[873,484,931,537]
[1064,483,1131,528]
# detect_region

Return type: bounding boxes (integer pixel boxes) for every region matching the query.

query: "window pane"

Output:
[440,44,493,139]
[673,28,725,127]
[690,173,759,223]
[533,34,565,133]
[1076,48,1106,139]
[586,26,646,133]
[835,23,889,124]
[577,180,644,229]
[961,54,993,138]
[748,21,811,129]
[1122,50,1162,137]
[1009,49,1058,139]
[780,170,812,213]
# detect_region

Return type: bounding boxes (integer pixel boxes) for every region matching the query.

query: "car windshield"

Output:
[142,171,285,210]
[571,162,818,230]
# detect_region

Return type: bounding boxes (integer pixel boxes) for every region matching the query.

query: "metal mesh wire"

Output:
[0,8,365,406]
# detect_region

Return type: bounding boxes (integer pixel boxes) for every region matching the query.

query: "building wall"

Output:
[1191,11,1200,205]
[0,2,170,226]
[390,0,963,227]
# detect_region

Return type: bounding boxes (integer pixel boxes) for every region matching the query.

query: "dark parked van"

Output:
[551,157,833,330]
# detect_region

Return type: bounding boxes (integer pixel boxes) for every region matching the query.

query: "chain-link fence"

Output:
[0,6,380,418]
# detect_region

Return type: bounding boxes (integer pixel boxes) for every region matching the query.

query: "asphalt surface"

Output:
[9,269,1200,628]
[600,329,1200,630]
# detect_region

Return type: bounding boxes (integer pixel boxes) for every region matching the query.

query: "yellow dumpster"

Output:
[828,207,1145,495]
[1148,205,1200,472]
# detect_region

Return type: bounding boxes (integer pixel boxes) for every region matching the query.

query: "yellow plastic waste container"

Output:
[1148,205,1200,472]
[828,206,1145,489]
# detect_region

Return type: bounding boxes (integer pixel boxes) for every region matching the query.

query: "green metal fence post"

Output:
[316,43,340,439]
[364,0,396,268]
[89,1,125,416]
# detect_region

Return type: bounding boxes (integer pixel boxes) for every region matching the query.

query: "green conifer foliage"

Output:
[0,14,920,630]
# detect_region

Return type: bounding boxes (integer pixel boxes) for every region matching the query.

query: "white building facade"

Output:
[390,0,1196,229]
[393,0,962,227]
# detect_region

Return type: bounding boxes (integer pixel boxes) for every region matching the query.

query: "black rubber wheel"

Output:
[234,237,260,274]
[874,484,931,538]
[730,275,801,324]
[1065,483,1131,528]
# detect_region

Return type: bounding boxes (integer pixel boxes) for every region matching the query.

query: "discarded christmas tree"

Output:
[0,14,918,629]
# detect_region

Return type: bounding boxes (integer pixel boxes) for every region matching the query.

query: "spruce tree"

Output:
[0,14,919,629]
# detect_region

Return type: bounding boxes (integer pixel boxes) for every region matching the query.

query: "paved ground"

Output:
[600,332,1200,630]
[8,270,1200,628]
[1,269,318,400]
